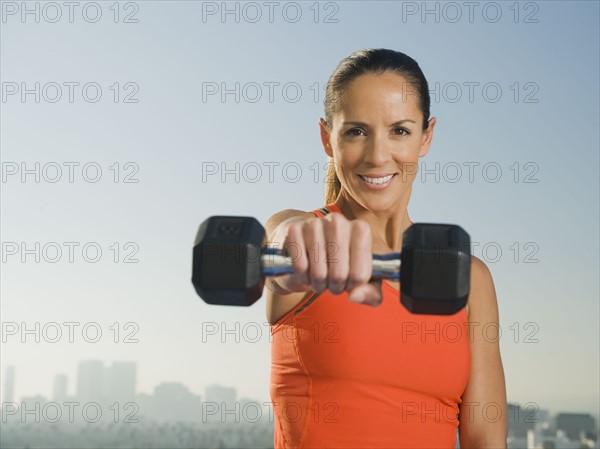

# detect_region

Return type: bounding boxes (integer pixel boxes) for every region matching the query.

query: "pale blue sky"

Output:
[1,1,598,418]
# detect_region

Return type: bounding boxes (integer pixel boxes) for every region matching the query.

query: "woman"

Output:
[264,48,507,448]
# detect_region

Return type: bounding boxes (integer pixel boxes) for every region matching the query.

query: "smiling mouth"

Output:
[358,173,396,184]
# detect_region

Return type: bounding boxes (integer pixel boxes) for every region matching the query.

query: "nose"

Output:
[363,133,393,166]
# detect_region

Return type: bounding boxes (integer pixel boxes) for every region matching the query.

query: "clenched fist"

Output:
[275,213,383,306]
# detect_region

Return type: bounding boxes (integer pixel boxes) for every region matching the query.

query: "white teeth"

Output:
[361,174,394,184]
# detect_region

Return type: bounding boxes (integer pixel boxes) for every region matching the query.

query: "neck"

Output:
[333,189,414,254]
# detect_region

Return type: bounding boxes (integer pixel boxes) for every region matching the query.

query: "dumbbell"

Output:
[191,216,471,315]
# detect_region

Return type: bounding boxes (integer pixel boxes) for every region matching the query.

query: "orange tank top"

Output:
[270,203,471,448]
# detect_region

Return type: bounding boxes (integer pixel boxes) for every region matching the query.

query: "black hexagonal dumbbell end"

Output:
[192,216,266,306]
[400,223,471,315]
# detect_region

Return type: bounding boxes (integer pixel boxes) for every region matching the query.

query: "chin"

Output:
[360,196,397,212]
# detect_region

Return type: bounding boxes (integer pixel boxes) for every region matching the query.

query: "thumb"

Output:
[348,280,383,306]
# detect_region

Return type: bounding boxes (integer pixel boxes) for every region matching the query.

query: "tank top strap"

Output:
[310,203,343,218]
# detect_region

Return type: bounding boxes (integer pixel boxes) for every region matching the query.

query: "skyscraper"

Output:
[104,362,136,402]
[2,366,15,403]
[76,360,104,403]
[52,374,68,402]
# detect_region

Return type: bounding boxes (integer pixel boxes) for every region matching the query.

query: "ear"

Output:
[319,118,333,157]
[418,117,436,157]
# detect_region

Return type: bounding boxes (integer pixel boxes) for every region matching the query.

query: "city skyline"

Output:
[2,362,598,449]
[1,363,598,424]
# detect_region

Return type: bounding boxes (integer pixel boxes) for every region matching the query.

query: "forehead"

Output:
[336,71,422,121]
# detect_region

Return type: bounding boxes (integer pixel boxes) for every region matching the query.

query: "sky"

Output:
[1,0,599,421]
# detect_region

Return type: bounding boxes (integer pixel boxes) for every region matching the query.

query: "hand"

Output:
[279,213,383,306]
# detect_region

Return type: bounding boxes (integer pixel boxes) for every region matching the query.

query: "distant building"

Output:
[19,395,48,423]
[534,409,555,439]
[151,382,202,423]
[2,366,15,403]
[134,392,154,423]
[508,402,536,438]
[52,374,68,402]
[555,413,596,441]
[527,428,589,449]
[506,435,528,449]
[76,360,104,403]
[536,409,551,427]
[205,384,236,406]
[104,362,136,402]
[205,384,237,424]
[239,397,263,423]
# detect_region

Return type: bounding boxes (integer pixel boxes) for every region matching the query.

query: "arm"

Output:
[263,209,315,324]
[458,256,508,448]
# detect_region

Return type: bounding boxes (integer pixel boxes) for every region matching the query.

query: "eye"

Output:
[345,128,366,137]
[394,127,410,136]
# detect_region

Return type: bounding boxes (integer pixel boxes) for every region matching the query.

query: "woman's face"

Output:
[321,71,436,213]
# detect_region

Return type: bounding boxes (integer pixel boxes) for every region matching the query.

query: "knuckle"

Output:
[330,213,349,231]
[326,211,344,223]
[329,283,346,294]
[352,219,371,237]
[310,262,327,280]
[328,273,346,287]
[306,217,322,231]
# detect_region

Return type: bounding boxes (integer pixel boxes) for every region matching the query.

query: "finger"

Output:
[303,219,327,293]
[346,220,372,293]
[322,214,350,294]
[283,222,309,287]
[348,281,383,306]
[364,279,383,306]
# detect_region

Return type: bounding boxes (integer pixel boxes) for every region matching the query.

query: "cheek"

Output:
[401,134,426,158]
[394,145,422,175]
[333,149,361,170]
[395,146,421,165]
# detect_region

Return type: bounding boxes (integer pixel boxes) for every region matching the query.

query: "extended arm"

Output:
[458,256,508,448]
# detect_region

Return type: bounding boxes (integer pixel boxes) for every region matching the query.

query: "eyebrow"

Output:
[342,120,416,127]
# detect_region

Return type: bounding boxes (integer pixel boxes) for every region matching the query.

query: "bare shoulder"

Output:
[467,255,499,320]
[471,255,493,285]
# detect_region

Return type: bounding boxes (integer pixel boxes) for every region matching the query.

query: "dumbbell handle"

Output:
[261,247,401,280]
